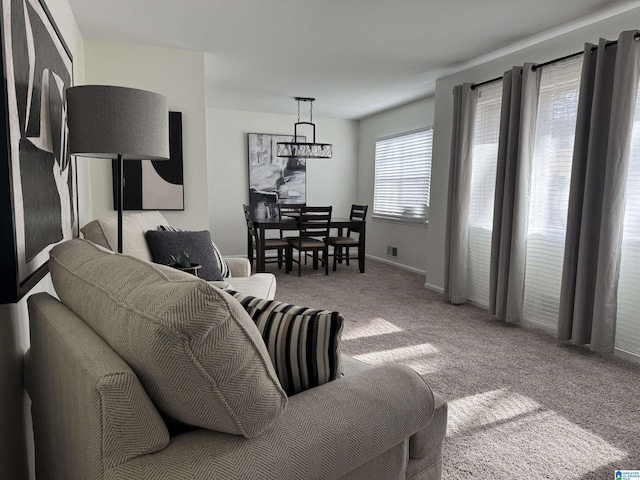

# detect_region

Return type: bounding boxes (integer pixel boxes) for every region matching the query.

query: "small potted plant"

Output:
[170,251,192,269]
[170,251,202,276]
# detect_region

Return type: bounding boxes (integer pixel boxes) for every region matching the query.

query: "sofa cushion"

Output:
[230,291,344,396]
[81,211,169,261]
[49,238,287,438]
[158,225,230,278]
[145,230,223,281]
[224,274,277,300]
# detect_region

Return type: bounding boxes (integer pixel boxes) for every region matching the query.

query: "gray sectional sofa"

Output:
[24,234,447,479]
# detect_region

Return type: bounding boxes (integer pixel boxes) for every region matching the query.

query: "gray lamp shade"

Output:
[66,85,169,160]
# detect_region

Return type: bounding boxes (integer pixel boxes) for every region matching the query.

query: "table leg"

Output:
[359,222,366,273]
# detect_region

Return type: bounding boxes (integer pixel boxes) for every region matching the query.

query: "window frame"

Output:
[373,126,433,224]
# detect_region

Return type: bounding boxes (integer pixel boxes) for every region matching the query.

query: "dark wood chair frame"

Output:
[279,202,316,265]
[244,205,289,271]
[327,204,368,272]
[287,206,333,276]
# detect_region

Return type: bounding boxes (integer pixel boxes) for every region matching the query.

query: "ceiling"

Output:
[68,0,640,120]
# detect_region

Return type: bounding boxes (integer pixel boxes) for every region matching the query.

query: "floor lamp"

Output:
[66,85,169,253]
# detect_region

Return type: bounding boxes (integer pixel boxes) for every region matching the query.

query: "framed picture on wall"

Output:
[112,111,184,211]
[247,132,306,220]
[0,0,78,304]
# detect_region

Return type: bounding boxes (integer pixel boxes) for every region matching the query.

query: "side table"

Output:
[170,263,202,277]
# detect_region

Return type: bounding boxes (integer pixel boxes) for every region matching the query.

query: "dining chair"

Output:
[278,202,310,263]
[287,206,332,276]
[243,204,289,270]
[327,204,368,272]
[278,203,305,218]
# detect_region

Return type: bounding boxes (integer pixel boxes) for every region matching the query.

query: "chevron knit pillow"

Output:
[158,225,230,277]
[229,291,344,396]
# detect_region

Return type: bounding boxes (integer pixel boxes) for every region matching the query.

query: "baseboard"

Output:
[365,254,426,276]
[615,348,640,365]
[423,282,444,294]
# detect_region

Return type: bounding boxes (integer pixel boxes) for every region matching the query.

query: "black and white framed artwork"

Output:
[0,0,78,303]
[247,133,306,220]
[112,111,184,211]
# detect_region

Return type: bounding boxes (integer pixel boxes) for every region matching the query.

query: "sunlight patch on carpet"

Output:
[342,317,403,340]
[445,409,626,478]
[447,389,542,436]
[352,343,438,364]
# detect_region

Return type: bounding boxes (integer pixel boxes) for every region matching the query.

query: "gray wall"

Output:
[357,97,435,274]
[206,108,359,256]
[84,39,209,231]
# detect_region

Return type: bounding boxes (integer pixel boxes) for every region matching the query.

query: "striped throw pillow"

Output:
[230,291,344,396]
[158,225,231,277]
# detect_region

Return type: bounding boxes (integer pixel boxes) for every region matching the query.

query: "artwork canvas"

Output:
[112,111,184,211]
[0,0,78,303]
[247,133,306,220]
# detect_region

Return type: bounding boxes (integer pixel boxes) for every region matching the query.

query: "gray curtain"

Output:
[444,84,478,304]
[558,31,640,353]
[489,65,541,322]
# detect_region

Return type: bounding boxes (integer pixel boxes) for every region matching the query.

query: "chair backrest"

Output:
[243,204,259,248]
[278,203,305,218]
[348,204,368,236]
[350,204,368,221]
[299,206,332,240]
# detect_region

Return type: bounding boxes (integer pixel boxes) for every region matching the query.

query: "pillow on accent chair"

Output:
[229,291,344,396]
[145,230,223,281]
[157,225,231,278]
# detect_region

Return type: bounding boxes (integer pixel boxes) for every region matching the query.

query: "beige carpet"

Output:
[270,259,640,479]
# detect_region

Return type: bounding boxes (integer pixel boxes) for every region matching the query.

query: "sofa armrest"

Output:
[224,257,251,277]
[26,294,170,480]
[108,364,435,480]
[207,280,233,290]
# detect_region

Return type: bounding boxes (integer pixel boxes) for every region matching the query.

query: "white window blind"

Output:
[615,81,640,358]
[373,128,432,221]
[522,56,582,331]
[467,81,502,307]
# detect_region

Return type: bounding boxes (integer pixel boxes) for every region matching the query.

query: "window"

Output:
[522,56,582,331]
[374,128,432,221]
[467,81,502,307]
[615,81,640,358]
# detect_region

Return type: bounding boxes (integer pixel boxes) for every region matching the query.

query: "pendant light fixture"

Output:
[277,97,332,159]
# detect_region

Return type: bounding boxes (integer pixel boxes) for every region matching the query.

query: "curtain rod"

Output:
[470,32,640,90]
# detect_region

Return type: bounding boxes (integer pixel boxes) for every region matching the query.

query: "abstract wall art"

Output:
[0,0,78,303]
[247,132,306,220]
[112,111,184,211]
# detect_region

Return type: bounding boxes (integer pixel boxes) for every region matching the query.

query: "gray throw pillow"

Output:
[145,230,223,281]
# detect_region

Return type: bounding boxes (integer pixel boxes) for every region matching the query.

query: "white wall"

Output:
[206,108,358,255]
[0,1,88,479]
[357,97,434,273]
[84,40,209,230]
[425,6,640,291]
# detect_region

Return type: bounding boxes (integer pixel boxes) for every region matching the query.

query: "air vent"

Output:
[387,246,398,258]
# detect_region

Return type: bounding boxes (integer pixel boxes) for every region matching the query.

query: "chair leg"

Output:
[286,245,292,274]
[332,245,337,271]
[325,246,329,275]
[345,247,350,265]
[277,248,283,269]
[298,247,302,277]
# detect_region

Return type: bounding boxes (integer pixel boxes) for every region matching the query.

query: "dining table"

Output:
[249,216,366,274]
